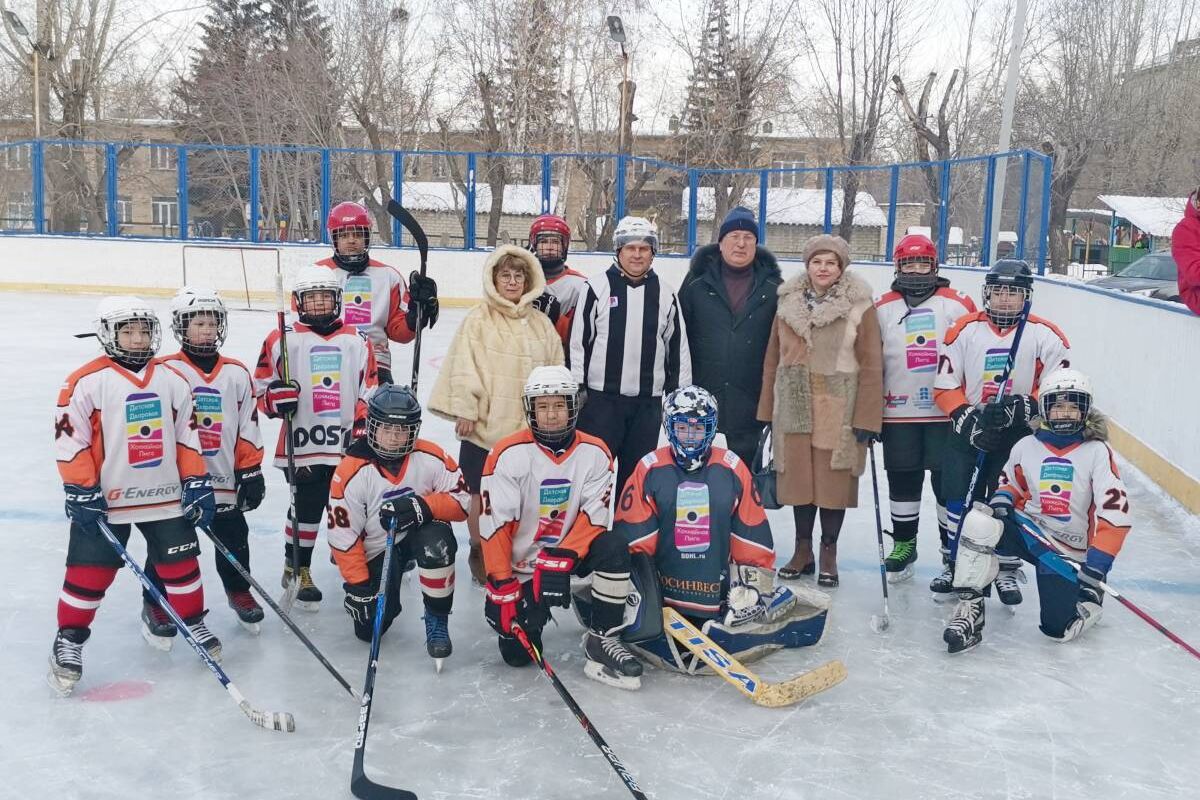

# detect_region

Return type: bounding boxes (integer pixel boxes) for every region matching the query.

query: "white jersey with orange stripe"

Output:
[312,257,415,370]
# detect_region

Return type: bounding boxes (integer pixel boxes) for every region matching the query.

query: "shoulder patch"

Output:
[722,449,741,469]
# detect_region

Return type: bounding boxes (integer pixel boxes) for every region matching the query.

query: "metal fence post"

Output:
[177,146,189,241]
[320,148,332,244]
[249,146,260,243]
[758,169,769,244]
[1016,152,1031,261]
[614,154,627,223]
[392,150,403,247]
[541,154,552,214]
[936,161,952,263]
[886,165,900,258]
[823,167,834,234]
[1036,154,1052,274]
[32,140,45,234]
[687,169,699,255]
[980,155,997,267]
[465,153,477,250]
[105,144,118,238]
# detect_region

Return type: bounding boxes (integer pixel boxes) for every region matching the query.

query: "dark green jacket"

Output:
[678,243,782,435]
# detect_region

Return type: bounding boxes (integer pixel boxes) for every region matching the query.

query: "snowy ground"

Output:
[3,294,1200,800]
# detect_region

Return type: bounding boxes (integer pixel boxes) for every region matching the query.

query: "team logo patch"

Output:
[536,478,572,544]
[344,274,372,330]
[125,392,164,469]
[884,391,908,409]
[192,386,223,456]
[674,481,711,554]
[310,345,343,418]
[904,308,938,372]
[981,347,1014,402]
[1038,456,1074,523]
[914,386,935,411]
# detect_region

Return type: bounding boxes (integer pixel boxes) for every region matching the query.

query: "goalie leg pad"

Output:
[952,504,1003,592]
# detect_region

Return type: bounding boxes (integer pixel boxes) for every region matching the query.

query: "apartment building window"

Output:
[149,145,177,171]
[5,191,33,228]
[151,196,179,230]
[432,155,448,179]
[5,145,31,171]
[769,157,807,189]
[114,195,134,224]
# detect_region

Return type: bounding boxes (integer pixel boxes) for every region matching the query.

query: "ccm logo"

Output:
[166,542,198,555]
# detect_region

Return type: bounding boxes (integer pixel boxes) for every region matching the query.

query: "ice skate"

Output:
[884,539,917,584]
[943,593,985,654]
[423,613,452,673]
[227,589,264,634]
[47,627,90,696]
[140,598,177,651]
[583,628,643,690]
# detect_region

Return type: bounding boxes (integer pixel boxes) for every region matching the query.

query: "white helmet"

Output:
[523,365,580,450]
[1038,368,1093,435]
[95,295,160,368]
[170,287,227,354]
[613,216,659,254]
[292,265,343,327]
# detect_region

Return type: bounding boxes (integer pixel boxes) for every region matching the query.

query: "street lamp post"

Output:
[987,0,1029,265]
[606,15,629,153]
[3,10,42,138]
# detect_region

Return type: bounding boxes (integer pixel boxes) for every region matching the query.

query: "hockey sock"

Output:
[284,535,316,568]
[57,565,119,629]
[419,564,455,615]
[886,469,923,541]
[155,558,205,619]
[590,570,631,631]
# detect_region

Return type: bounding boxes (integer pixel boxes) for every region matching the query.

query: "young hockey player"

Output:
[481,365,644,689]
[327,385,466,668]
[874,234,977,582]
[254,265,378,610]
[315,201,439,385]
[139,288,266,646]
[943,368,1131,653]
[50,296,218,694]
[611,385,830,673]
[932,259,1070,605]
[527,213,587,347]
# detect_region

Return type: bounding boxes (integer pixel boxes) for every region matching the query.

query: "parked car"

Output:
[1087,252,1182,303]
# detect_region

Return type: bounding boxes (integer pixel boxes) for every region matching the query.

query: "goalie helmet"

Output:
[523,365,580,451]
[528,214,570,271]
[95,295,161,368]
[169,286,228,355]
[613,216,658,254]
[983,259,1034,328]
[892,233,939,296]
[1038,368,1092,436]
[292,265,343,328]
[366,384,422,460]
[327,201,371,272]
[662,385,718,471]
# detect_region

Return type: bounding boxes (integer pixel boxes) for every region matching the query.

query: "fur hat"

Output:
[802,234,850,269]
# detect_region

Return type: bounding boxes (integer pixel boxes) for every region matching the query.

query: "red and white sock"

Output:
[57,565,119,629]
[155,558,205,619]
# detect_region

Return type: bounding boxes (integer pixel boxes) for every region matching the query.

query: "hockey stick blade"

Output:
[350,773,417,800]
[386,199,428,262]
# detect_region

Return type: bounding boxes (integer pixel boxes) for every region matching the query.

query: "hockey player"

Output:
[50,297,219,694]
[254,265,378,610]
[327,385,466,667]
[933,259,1071,605]
[141,288,267,646]
[481,366,644,689]
[527,213,587,347]
[943,368,1131,653]
[874,234,977,582]
[611,385,830,673]
[316,200,439,384]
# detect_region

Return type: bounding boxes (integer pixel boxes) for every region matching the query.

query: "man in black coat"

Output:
[679,206,782,466]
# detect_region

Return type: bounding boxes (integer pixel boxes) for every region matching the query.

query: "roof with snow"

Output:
[683,187,887,228]
[370,182,556,216]
[1097,195,1187,238]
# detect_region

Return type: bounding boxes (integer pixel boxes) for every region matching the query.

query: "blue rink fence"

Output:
[0,139,1053,271]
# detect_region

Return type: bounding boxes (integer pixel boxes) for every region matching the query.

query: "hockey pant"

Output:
[143,508,252,604]
[351,520,457,642]
[996,516,1090,639]
[881,421,950,546]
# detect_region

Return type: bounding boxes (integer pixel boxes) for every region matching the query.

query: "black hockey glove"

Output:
[380,495,432,534]
[406,271,439,330]
[981,395,1036,432]
[64,483,107,533]
[532,547,577,607]
[235,466,265,512]
[1077,564,1105,607]
[182,475,216,528]
[264,379,300,418]
[531,291,562,324]
[852,427,879,445]
[343,581,378,626]
[950,404,1002,452]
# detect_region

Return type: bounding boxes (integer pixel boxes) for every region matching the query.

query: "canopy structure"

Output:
[1097,194,1188,238]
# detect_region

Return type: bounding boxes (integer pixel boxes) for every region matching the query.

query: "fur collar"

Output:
[1031,410,1109,442]
[776,269,873,341]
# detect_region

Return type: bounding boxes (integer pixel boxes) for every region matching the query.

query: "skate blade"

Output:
[434,657,445,674]
[886,566,914,584]
[583,660,642,691]
[236,619,262,635]
[46,661,79,697]
[203,645,223,665]
[930,590,958,604]
[946,639,982,655]
[294,598,321,613]
[141,623,175,652]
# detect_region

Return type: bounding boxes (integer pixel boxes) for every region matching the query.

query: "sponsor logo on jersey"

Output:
[674,481,711,554]
[981,347,1015,402]
[884,391,908,409]
[125,392,164,469]
[344,274,373,330]
[309,345,343,418]
[192,386,224,456]
[904,307,938,372]
[536,478,572,543]
[1038,456,1075,523]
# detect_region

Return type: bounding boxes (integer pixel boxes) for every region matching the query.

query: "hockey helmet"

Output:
[529,214,571,270]
[523,365,580,451]
[663,385,718,471]
[170,286,228,355]
[1038,368,1092,436]
[983,259,1034,328]
[327,201,371,271]
[292,265,343,328]
[366,384,422,460]
[613,216,658,254]
[892,233,939,296]
[95,295,161,368]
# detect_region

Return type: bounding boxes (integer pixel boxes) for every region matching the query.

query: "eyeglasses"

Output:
[496,271,526,284]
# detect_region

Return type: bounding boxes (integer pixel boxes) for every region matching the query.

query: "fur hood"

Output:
[481,244,546,318]
[776,269,874,344]
[1031,410,1109,441]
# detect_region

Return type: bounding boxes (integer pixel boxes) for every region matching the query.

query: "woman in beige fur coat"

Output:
[758,235,883,586]
[428,244,564,581]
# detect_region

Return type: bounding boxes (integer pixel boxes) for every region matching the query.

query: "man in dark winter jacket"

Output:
[679,206,782,465]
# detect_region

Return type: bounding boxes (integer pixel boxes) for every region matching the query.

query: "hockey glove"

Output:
[380,495,432,534]
[1077,564,1105,608]
[485,577,522,635]
[406,271,440,330]
[531,291,562,324]
[852,427,879,445]
[264,379,300,418]
[950,404,1002,452]
[981,395,1036,432]
[351,415,368,443]
[343,581,378,626]
[532,547,577,608]
[64,483,107,533]
[182,475,216,528]
[235,466,265,512]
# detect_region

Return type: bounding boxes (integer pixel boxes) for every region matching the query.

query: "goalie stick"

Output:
[662,607,847,708]
[385,199,429,393]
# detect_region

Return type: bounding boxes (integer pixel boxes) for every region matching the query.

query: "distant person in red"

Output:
[1172,188,1200,315]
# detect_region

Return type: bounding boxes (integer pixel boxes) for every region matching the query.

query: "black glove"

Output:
[532,547,577,608]
[950,405,1003,452]
[64,483,107,533]
[235,466,265,512]
[852,427,879,445]
[980,395,1036,432]
[343,581,378,626]
[182,475,216,528]
[1077,564,1105,607]
[407,271,439,330]
[379,495,432,533]
[264,379,300,418]
[531,291,562,324]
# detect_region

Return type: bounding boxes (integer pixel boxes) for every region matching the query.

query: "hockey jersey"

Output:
[875,286,977,422]
[934,312,1071,414]
[544,266,588,345]
[480,429,614,580]
[994,428,1132,573]
[160,353,263,507]
[55,357,207,524]
[327,440,469,584]
[617,446,774,618]
[253,321,377,468]
[312,258,416,371]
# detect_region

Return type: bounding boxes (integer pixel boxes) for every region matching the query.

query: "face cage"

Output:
[1040,390,1090,435]
[172,309,228,355]
[332,226,370,266]
[982,284,1031,327]
[532,231,568,254]
[367,417,420,460]
[524,394,580,449]
[893,260,938,295]
[295,288,343,326]
[102,315,161,366]
[666,413,718,469]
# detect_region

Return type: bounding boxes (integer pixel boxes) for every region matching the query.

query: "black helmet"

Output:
[983,259,1033,327]
[366,385,422,460]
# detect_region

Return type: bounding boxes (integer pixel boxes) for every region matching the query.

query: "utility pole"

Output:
[987,0,1029,265]
[607,16,632,154]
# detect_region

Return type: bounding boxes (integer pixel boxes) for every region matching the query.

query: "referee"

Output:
[569,216,692,496]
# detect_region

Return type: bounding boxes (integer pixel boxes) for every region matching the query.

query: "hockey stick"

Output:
[867,443,892,632]
[510,622,648,800]
[350,518,417,800]
[662,607,847,708]
[95,519,295,732]
[1013,512,1200,662]
[275,266,302,612]
[385,199,428,393]
[198,521,358,699]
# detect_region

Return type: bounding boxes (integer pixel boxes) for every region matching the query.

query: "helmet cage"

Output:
[523,392,580,450]
[1039,388,1091,436]
[332,226,371,269]
[172,306,227,355]
[99,310,161,367]
[665,411,718,471]
[982,283,1030,328]
[367,415,420,460]
[894,255,939,295]
[294,285,343,327]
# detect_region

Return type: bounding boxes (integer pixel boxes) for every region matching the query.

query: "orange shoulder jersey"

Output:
[312,257,415,371]
[480,429,614,581]
[253,321,378,468]
[326,439,469,584]
[545,266,589,345]
[933,312,1070,415]
[994,431,1132,572]
[54,357,207,524]
[616,446,773,618]
[160,353,263,507]
[875,286,976,422]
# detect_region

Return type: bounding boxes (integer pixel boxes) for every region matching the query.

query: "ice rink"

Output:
[3,292,1199,800]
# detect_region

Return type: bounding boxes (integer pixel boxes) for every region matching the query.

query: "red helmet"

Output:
[893,233,937,266]
[328,201,371,270]
[529,214,570,249]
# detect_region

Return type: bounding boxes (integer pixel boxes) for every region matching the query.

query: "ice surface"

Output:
[3,293,1200,800]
